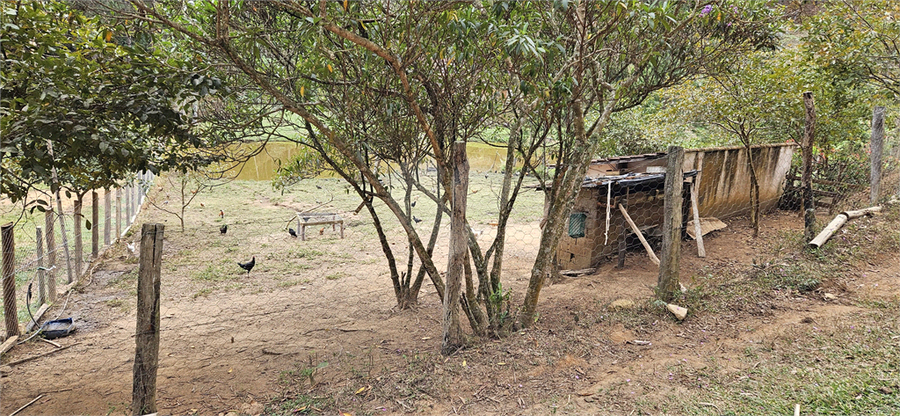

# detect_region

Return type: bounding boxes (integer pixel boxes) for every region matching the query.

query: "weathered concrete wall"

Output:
[685,143,796,218]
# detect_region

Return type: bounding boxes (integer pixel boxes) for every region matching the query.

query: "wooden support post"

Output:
[92,190,99,259]
[133,223,164,416]
[36,227,46,305]
[690,181,706,258]
[2,223,20,338]
[44,210,57,302]
[802,92,817,241]
[658,146,684,301]
[442,141,467,355]
[618,204,660,266]
[870,106,885,204]
[104,189,111,246]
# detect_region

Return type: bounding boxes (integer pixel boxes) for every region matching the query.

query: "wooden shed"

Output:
[557,143,797,270]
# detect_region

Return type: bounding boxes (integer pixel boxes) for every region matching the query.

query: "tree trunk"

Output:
[442,142,467,355]
[746,144,760,238]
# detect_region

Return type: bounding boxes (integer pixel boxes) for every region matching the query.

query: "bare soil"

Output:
[1,180,898,415]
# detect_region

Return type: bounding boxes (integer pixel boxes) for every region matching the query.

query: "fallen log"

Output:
[808,206,882,248]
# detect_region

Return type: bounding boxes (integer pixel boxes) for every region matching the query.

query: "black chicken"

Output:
[238,257,255,274]
[412,216,422,223]
[288,228,298,238]
[220,224,228,234]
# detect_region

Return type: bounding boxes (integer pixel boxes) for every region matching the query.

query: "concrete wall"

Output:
[685,143,796,218]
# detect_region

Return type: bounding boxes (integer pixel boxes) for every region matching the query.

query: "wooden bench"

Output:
[296,213,344,241]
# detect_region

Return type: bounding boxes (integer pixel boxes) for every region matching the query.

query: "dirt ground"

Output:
[1,179,898,415]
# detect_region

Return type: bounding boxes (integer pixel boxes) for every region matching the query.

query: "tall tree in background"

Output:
[1,0,230,208]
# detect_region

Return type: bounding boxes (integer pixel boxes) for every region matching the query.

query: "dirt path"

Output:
[1,183,897,415]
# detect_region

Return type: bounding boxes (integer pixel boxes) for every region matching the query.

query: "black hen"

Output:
[238,256,255,274]
[288,228,298,238]
[220,224,228,234]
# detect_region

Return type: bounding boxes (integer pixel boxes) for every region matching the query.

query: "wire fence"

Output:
[1,171,155,340]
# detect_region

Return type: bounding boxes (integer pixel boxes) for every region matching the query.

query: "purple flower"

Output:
[700,5,713,16]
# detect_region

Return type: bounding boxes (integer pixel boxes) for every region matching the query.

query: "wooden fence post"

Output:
[116,188,123,239]
[870,106,885,204]
[44,210,58,302]
[74,196,83,278]
[92,190,100,259]
[126,185,133,227]
[442,142,467,355]
[802,92,817,241]
[2,223,19,338]
[36,227,46,305]
[133,223,164,416]
[104,189,111,246]
[658,146,684,301]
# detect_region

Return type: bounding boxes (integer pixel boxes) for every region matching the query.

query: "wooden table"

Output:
[296,213,344,241]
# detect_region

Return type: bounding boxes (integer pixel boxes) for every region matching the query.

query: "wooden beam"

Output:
[690,181,706,258]
[617,204,660,266]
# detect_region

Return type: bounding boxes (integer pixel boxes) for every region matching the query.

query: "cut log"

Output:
[842,206,882,219]
[618,204,660,266]
[809,205,882,248]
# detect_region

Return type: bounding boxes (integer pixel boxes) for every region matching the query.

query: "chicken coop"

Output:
[556,143,797,270]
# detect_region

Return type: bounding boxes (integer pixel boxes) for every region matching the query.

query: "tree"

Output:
[1,0,227,209]
[513,0,778,323]
[804,0,900,98]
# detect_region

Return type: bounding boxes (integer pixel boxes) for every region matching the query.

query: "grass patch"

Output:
[278,279,310,288]
[324,272,344,281]
[192,263,238,282]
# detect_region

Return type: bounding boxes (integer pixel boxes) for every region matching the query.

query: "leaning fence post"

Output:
[658,146,684,301]
[44,210,57,302]
[36,227,47,305]
[133,223,163,416]
[2,223,20,338]
[870,106,885,204]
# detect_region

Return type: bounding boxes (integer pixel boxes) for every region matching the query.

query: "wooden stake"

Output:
[2,222,19,338]
[617,204,660,266]
[36,227,47,305]
[104,189,112,246]
[92,190,100,259]
[133,223,164,416]
[658,146,684,300]
[802,92,817,241]
[870,106,885,204]
[44,210,57,302]
[690,181,706,258]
